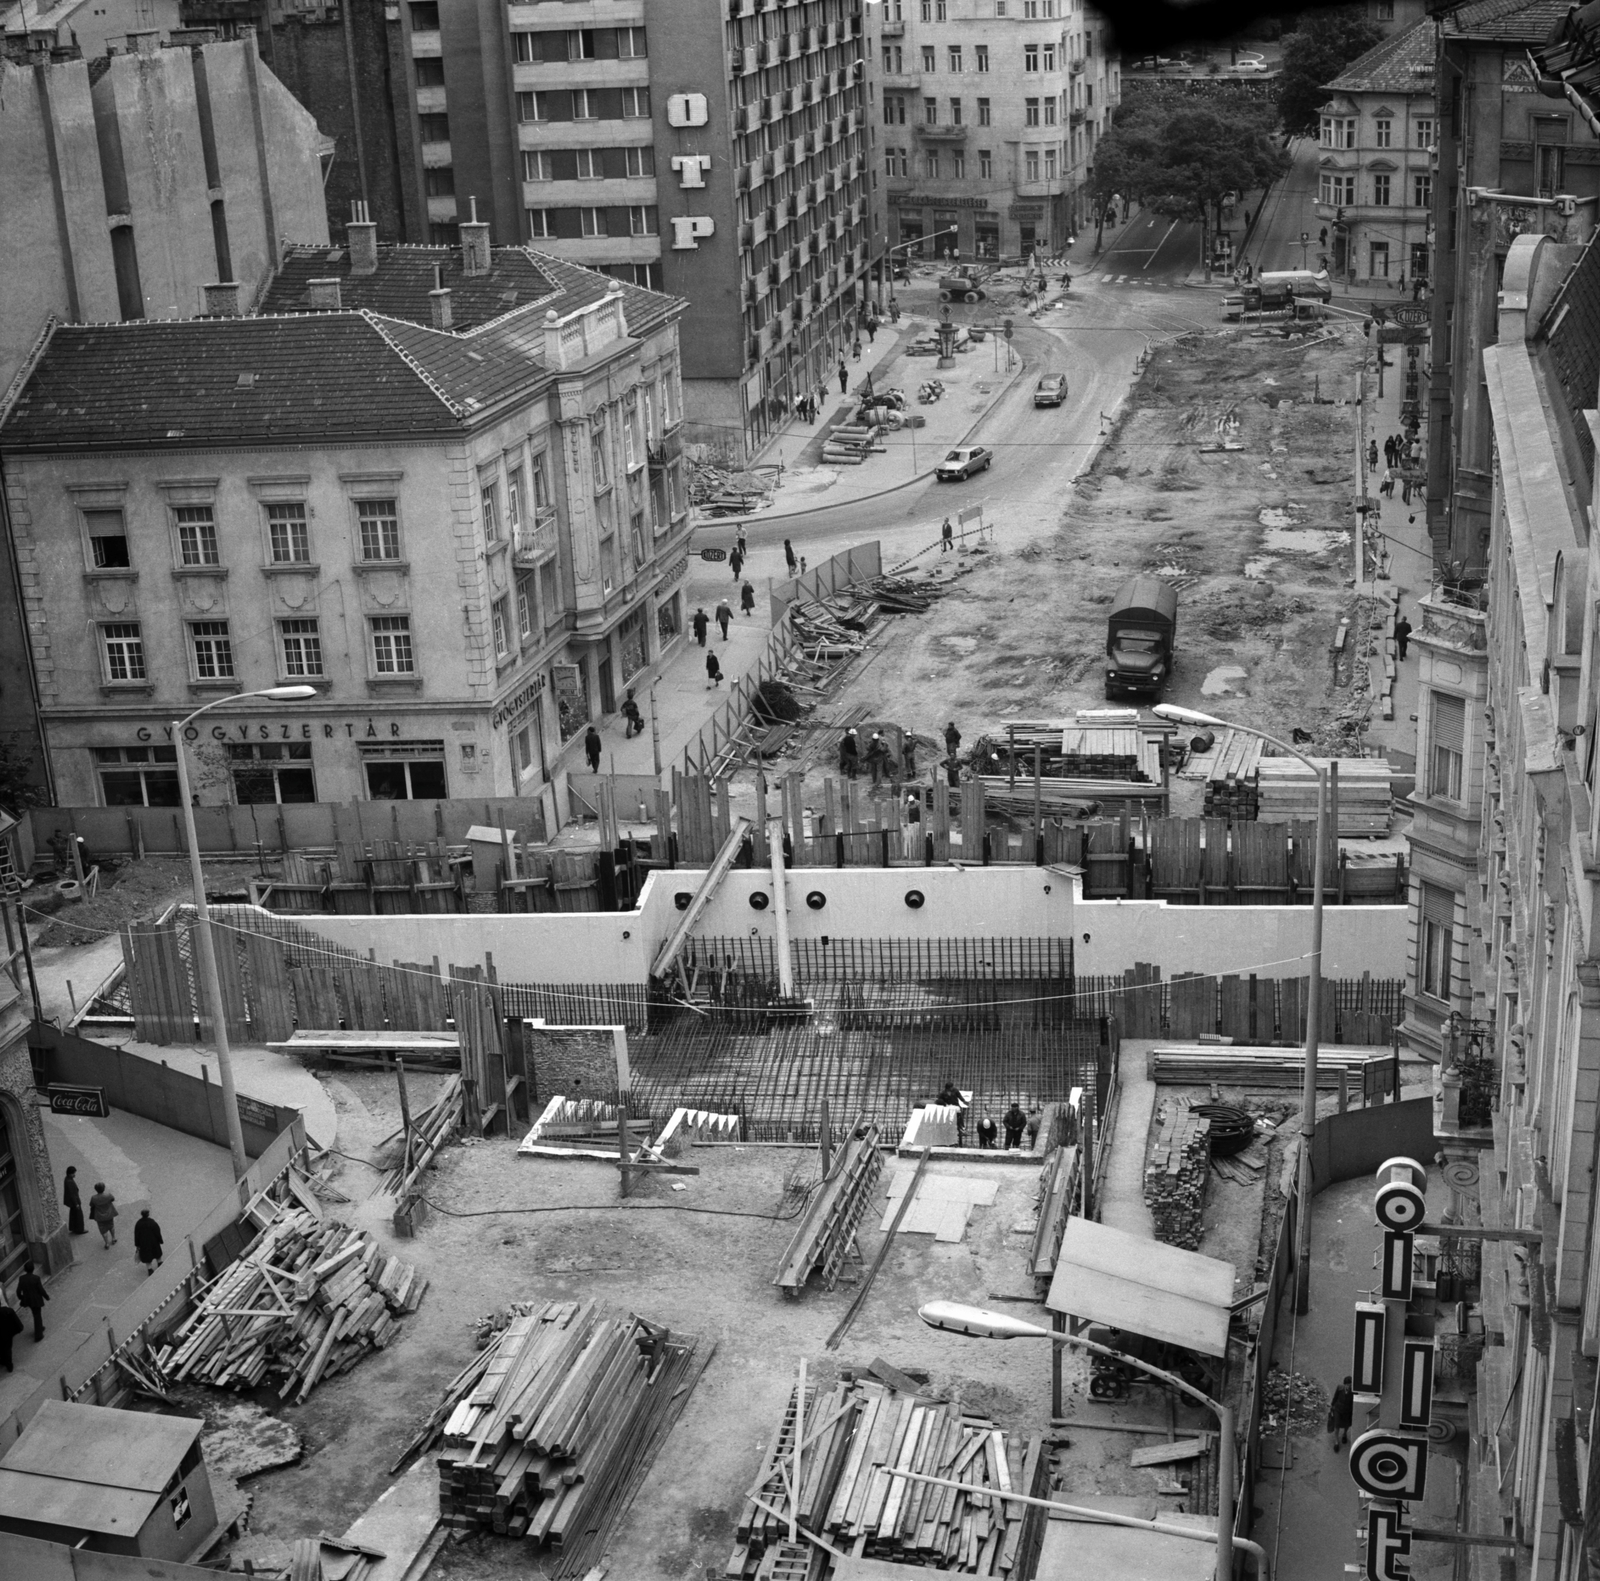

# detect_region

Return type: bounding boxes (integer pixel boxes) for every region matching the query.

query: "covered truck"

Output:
[1104,575,1178,699]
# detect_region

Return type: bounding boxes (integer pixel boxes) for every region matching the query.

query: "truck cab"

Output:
[1105,576,1178,699]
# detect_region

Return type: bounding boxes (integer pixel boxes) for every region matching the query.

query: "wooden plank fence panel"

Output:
[289,965,344,1029]
[1168,972,1214,1038]
[241,931,296,1043]
[206,921,251,1042]
[1218,975,1255,1044]
[1234,822,1290,904]
[1122,963,1163,1038]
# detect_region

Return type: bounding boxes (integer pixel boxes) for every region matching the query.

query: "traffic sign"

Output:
[1003,317,1014,340]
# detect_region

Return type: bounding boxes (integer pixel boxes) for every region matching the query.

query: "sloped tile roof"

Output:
[1441,0,1573,42]
[369,315,553,416]
[0,315,468,452]
[1324,18,1436,94]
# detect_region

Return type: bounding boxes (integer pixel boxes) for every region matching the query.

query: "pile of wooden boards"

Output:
[1200,732,1265,819]
[287,1536,385,1581]
[1026,1141,1083,1283]
[1255,757,1394,836]
[376,1073,462,1197]
[774,1125,883,1294]
[1148,1044,1387,1089]
[427,1300,707,1573]
[973,718,1169,814]
[729,1368,1049,1577]
[1143,1098,1210,1251]
[157,1209,426,1402]
[1211,1137,1271,1186]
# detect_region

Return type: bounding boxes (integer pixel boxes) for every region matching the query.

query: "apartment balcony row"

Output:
[740,195,864,262]
[727,18,857,74]
[729,0,859,27]
[746,259,867,361]
[742,225,863,303]
[734,76,860,133]
[737,135,861,196]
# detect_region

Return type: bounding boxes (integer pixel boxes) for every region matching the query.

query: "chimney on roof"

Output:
[203,282,241,317]
[460,195,491,278]
[347,199,378,277]
[307,277,342,310]
[129,29,159,54]
[430,264,453,330]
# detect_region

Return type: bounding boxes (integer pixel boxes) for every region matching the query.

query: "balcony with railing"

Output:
[1434,1016,1496,1142]
[916,122,968,141]
[511,506,560,566]
[649,429,683,471]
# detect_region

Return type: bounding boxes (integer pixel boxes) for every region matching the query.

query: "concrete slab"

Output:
[337,1457,438,1581]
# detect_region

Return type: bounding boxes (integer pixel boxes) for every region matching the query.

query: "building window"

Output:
[1320,116,1356,149]
[618,24,646,56]
[885,95,906,125]
[86,508,129,569]
[886,147,909,177]
[592,414,611,488]
[625,147,654,177]
[621,86,649,117]
[948,45,962,71]
[580,207,608,237]
[361,740,446,799]
[575,149,601,180]
[979,149,992,178]
[527,208,554,237]
[418,112,449,142]
[1373,173,1391,206]
[356,499,402,561]
[481,482,500,542]
[1428,691,1465,799]
[540,559,562,628]
[102,623,145,683]
[1025,148,1040,180]
[882,44,902,74]
[522,151,552,182]
[922,45,936,71]
[1374,117,1392,148]
[975,44,989,71]
[1024,44,1039,70]
[1045,147,1058,178]
[1421,885,1454,1001]
[190,620,234,680]
[1043,43,1056,69]
[93,744,178,806]
[629,205,659,235]
[1414,117,1434,148]
[492,597,511,657]
[924,97,938,124]
[977,98,991,126]
[517,576,534,638]
[424,167,455,198]
[175,505,219,566]
[1537,143,1566,196]
[370,615,415,674]
[228,741,315,804]
[1044,97,1057,125]
[1413,172,1432,207]
[279,618,323,677]
[1370,239,1390,276]
[920,0,930,16]
[531,451,551,509]
[925,151,940,178]
[1375,0,1394,16]
[414,56,444,87]
[949,97,962,124]
[266,501,310,563]
[518,92,548,122]
[952,152,966,177]
[1024,98,1040,126]
[1319,172,1356,206]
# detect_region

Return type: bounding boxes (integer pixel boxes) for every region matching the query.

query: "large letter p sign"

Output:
[670,215,716,250]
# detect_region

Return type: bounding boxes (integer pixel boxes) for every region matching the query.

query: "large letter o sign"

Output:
[1375,1178,1427,1232]
[1349,1429,1428,1500]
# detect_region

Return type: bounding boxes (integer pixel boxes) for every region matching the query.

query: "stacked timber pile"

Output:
[1143,1099,1210,1251]
[974,720,1169,813]
[1149,1045,1383,1089]
[1201,732,1264,819]
[375,1074,462,1197]
[421,1300,706,1571]
[730,1368,1049,1578]
[773,1124,883,1294]
[1256,758,1394,836]
[158,1210,426,1402]
[1026,1142,1082,1283]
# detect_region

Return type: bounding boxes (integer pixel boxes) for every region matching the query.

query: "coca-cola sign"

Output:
[48,1084,109,1118]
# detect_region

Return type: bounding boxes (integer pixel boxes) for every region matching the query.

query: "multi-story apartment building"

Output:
[1425,0,1600,576]
[0,226,691,811]
[184,0,874,464]
[866,0,1117,263]
[1312,20,1435,288]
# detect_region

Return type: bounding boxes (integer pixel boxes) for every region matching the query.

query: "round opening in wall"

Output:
[806,891,827,910]
[749,891,771,910]
[904,889,926,909]
[674,892,693,911]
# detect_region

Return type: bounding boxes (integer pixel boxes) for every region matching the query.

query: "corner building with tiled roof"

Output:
[0,220,691,813]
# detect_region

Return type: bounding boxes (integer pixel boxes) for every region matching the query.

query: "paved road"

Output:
[1094,211,1205,287]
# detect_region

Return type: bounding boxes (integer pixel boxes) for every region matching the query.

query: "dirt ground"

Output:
[222,1073,1219,1580]
[807,325,1373,786]
[24,854,265,950]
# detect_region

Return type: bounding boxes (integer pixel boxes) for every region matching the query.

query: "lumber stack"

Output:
[158,1209,426,1401]
[430,1300,705,1570]
[1143,1098,1210,1251]
[1201,731,1264,819]
[1255,757,1394,836]
[1027,1142,1081,1282]
[1148,1044,1385,1088]
[377,1074,463,1197]
[729,1371,1048,1577]
[773,1124,883,1294]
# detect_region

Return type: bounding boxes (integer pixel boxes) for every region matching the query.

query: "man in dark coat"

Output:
[1328,1375,1354,1449]
[729,547,744,582]
[715,598,733,640]
[692,606,710,646]
[583,725,602,774]
[133,1209,164,1274]
[740,580,756,616]
[706,651,723,688]
[1394,611,1412,661]
[63,1166,84,1235]
[16,1261,47,1341]
[838,728,860,778]
[0,1297,21,1370]
[1003,1103,1027,1149]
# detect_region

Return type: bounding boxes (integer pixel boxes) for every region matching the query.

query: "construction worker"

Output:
[865,732,890,788]
[838,728,860,778]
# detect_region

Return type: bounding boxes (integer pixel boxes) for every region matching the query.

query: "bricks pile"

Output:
[1143,1097,1211,1250]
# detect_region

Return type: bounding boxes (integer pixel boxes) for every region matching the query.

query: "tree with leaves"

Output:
[1275,7,1386,136]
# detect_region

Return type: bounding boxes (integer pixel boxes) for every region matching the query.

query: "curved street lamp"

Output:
[174,685,317,1177]
[918,1301,1270,1581]
[1155,703,1328,1317]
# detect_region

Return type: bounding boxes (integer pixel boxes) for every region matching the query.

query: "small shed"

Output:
[0,1400,218,1562]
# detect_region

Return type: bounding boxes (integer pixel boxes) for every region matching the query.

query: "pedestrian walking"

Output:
[62,1166,84,1236]
[1383,437,1396,468]
[692,606,710,646]
[1380,467,1395,499]
[1367,439,1379,471]
[784,539,798,576]
[736,526,748,557]
[838,727,860,778]
[740,579,756,616]
[715,598,732,640]
[583,725,602,773]
[133,1208,163,1274]
[88,1182,117,1248]
[1328,1375,1354,1450]
[15,1261,47,1340]
[1003,1102,1027,1150]
[729,546,744,581]
[1401,475,1414,506]
[1394,610,1412,661]
[838,361,848,396]
[622,690,644,739]
[0,1296,21,1371]
[941,517,954,553]
[866,318,877,344]
[976,1113,998,1149]
[705,651,722,688]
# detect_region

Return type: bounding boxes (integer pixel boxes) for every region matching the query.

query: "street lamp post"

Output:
[877,226,960,309]
[173,685,317,1178]
[920,1302,1253,1581]
[1155,704,1327,1317]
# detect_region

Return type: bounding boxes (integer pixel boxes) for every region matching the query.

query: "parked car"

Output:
[1034,374,1069,407]
[935,446,993,481]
